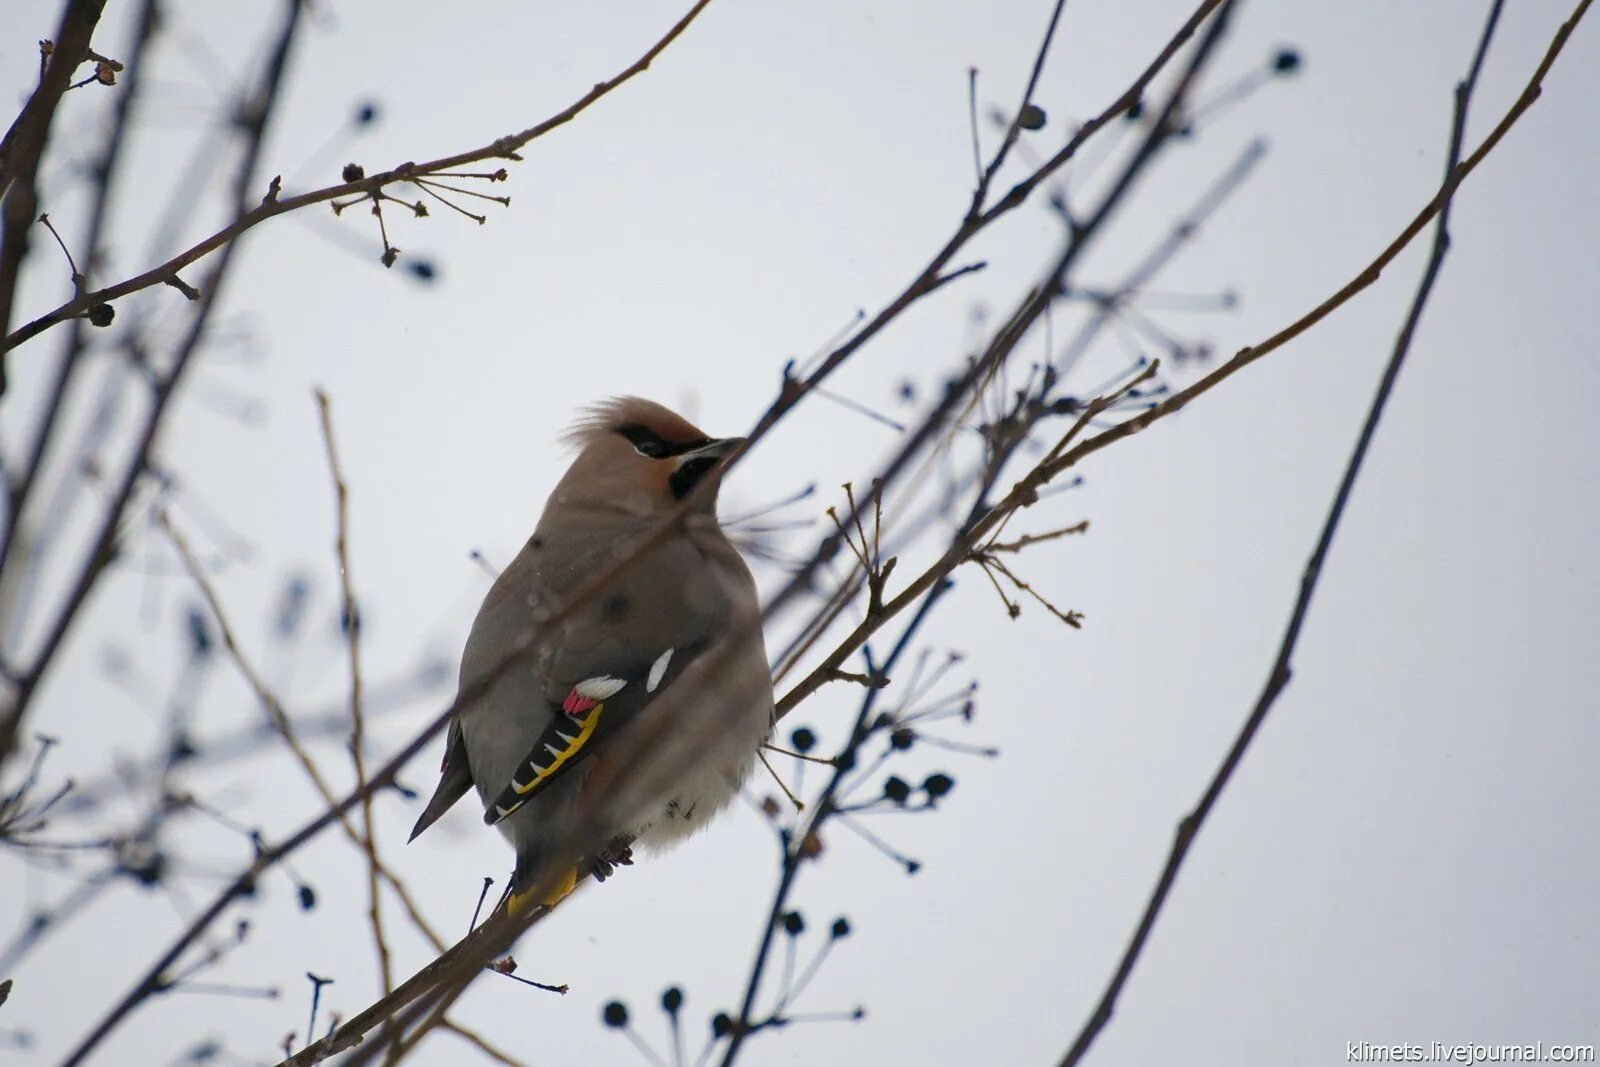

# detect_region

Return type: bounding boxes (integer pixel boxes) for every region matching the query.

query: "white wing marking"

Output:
[647,648,675,693]
[575,675,627,700]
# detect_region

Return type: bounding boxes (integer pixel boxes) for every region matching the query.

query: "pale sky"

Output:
[1,1,1596,1065]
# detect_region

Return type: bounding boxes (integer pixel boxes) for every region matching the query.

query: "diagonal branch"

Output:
[0,0,109,395]
[0,0,717,356]
[970,0,1071,212]
[46,1,1589,1061]
[315,389,393,995]
[156,513,446,954]
[0,0,305,769]
[0,0,156,582]
[774,0,1589,724]
[1055,1,1519,1062]
[1042,0,1592,483]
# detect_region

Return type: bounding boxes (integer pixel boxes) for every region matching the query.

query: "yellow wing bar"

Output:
[485,703,604,825]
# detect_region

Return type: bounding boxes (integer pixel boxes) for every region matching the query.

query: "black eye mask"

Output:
[615,424,711,460]
[668,456,719,500]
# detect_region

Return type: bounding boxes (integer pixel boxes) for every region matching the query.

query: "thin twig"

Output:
[1055,1,1512,1061]
[773,0,1590,721]
[776,361,1156,719]
[315,389,392,995]
[34,214,82,291]
[980,553,1083,629]
[756,748,805,813]
[2,0,719,355]
[1042,0,1591,483]
[966,67,983,189]
[0,0,156,582]
[439,1020,528,1067]
[157,512,447,964]
[983,520,1088,553]
[2,0,305,770]
[722,10,1238,1061]
[976,0,1227,225]
[718,587,952,1067]
[0,0,109,393]
[48,3,1588,1061]
[974,0,1071,206]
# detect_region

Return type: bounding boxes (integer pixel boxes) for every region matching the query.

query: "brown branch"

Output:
[821,667,889,690]
[768,0,1583,719]
[276,642,766,1067]
[51,0,1582,1059]
[1041,0,1591,485]
[983,520,1088,554]
[0,0,717,355]
[1056,0,1525,1061]
[439,1019,528,1067]
[6,0,1217,803]
[776,363,1158,720]
[0,0,109,395]
[977,0,1227,224]
[67,485,728,1064]
[977,553,1083,628]
[0,0,156,584]
[273,900,556,1067]
[159,512,448,963]
[972,0,1071,209]
[1,0,304,771]
[159,515,344,809]
[315,389,393,995]
[722,44,1243,1056]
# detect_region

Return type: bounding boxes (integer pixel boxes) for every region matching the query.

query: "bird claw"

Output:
[589,841,635,883]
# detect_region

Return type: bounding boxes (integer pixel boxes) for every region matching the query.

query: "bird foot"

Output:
[589,841,635,883]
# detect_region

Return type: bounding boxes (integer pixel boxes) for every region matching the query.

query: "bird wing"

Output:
[482,641,698,826]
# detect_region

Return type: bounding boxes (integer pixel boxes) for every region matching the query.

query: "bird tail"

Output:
[408,721,474,842]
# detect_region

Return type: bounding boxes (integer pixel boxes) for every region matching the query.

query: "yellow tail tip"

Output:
[508,866,579,915]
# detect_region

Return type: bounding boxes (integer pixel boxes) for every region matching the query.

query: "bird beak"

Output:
[678,436,745,465]
[667,437,744,504]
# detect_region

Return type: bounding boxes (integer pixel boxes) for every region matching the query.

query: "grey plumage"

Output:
[409,398,773,888]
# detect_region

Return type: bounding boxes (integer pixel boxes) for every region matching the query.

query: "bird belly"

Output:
[634,701,768,850]
[635,753,751,848]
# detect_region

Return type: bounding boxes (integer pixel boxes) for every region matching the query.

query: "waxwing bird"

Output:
[409,397,774,907]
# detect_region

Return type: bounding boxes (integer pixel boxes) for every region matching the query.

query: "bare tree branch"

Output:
[0,0,109,395]
[0,0,158,628]
[28,1,1587,1062]
[0,0,306,768]
[315,389,393,995]
[1055,1,1523,1061]
[0,0,718,356]
[1043,0,1593,483]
